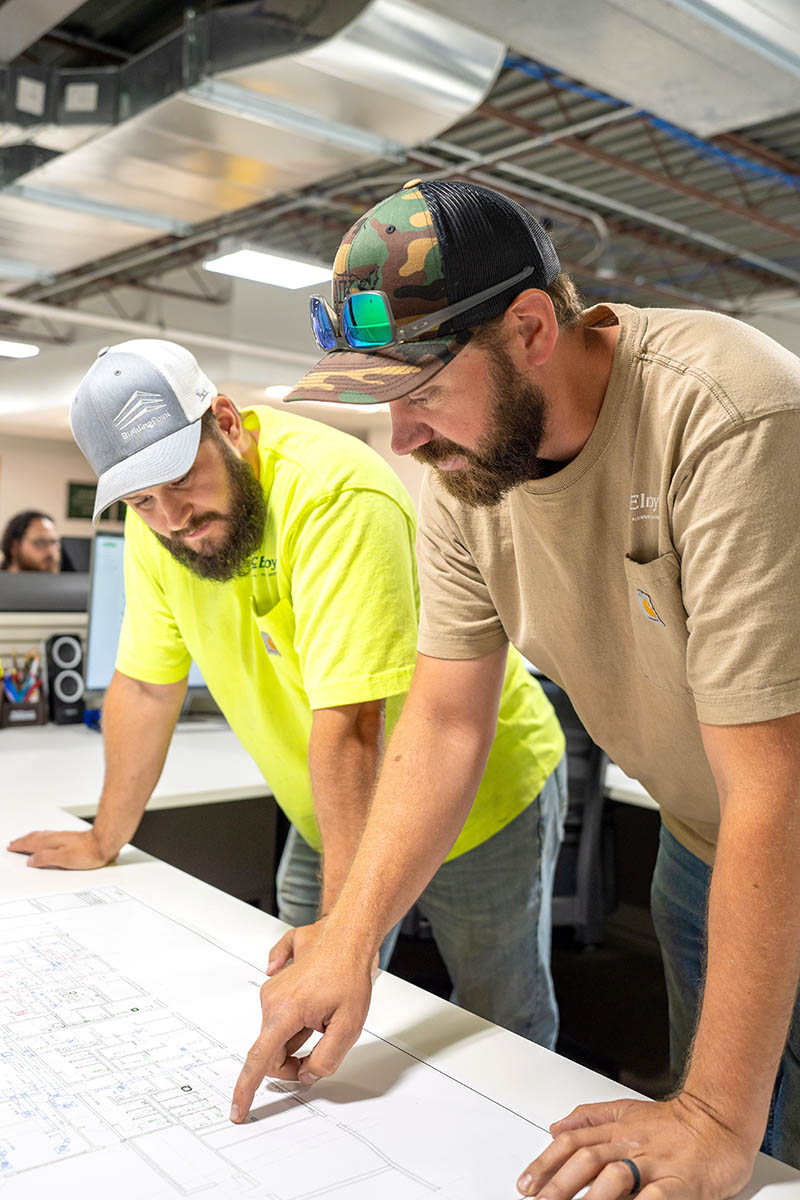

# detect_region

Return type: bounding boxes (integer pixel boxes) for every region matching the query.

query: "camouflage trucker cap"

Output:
[284,178,560,406]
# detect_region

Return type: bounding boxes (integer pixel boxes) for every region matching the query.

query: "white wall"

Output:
[0,433,124,541]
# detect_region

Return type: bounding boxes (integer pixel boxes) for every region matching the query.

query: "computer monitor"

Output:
[85,530,206,692]
[61,536,92,573]
[0,571,88,613]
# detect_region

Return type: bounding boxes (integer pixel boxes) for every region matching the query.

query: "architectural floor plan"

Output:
[0,887,550,1198]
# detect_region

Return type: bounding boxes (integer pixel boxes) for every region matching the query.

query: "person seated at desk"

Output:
[1,510,61,572]
[9,337,566,1056]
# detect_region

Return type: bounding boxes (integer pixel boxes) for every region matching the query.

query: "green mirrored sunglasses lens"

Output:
[343,293,394,348]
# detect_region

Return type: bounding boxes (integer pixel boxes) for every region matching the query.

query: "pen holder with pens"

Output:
[1,653,46,728]
[0,689,46,727]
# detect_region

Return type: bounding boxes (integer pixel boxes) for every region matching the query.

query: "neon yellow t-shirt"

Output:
[116,406,564,859]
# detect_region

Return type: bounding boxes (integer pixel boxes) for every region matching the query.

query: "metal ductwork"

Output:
[417,0,800,136]
[0,0,504,288]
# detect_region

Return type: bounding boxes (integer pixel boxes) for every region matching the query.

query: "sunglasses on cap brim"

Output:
[309,264,535,353]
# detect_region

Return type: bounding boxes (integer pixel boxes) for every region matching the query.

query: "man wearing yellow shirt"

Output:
[9,338,566,1050]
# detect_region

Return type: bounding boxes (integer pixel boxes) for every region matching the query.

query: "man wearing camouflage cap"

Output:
[231,178,800,1199]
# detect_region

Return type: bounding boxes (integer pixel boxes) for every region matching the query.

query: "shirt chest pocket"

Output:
[251,597,302,686]
[624,553,691,695]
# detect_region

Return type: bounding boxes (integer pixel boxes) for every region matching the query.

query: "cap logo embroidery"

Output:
[113,391,168,431]
[637,589,665,626]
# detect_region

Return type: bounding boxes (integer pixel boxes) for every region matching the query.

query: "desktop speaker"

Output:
[46,634,85,724]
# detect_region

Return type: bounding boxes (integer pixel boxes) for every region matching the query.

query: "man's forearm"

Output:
[683,794,800,1150]
[93,670,186,858]
[322,694,496,959]
[309,701,385,913]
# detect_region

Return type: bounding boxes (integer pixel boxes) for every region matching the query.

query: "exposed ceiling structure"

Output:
[0,0,798,358]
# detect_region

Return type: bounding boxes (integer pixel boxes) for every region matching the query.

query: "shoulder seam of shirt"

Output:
[634,348,742,425]
[672,407,800,498]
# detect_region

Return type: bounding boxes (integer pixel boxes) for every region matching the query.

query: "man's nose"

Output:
[160,493,192,532]
[390,406,432,456]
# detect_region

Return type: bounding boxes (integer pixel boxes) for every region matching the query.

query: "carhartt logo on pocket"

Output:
[637,590,664,625]
[262,632,281,656]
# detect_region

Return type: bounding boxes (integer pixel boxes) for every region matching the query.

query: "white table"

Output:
[1,721,267,818]
[0,724,797,1196]
[1,720,659,813]
[604,762,658,810]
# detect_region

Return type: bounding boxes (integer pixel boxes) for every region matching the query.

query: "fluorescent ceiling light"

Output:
[0,338,39,358]
[204,249,333,289]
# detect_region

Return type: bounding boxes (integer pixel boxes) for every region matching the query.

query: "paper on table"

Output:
[0,887,550,1198]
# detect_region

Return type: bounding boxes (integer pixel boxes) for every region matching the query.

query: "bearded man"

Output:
[232,180,800,1200]
[1,510,61,572]
[9,337,567,1057]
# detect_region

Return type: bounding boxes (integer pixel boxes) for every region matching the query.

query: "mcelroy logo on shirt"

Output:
[251,555,277,576]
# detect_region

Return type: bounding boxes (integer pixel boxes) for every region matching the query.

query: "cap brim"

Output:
[283,336,467,406]
[92,420,201,525]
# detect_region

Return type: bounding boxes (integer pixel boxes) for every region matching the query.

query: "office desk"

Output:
[0,809,797,1196]
[1,734,798,1196]
[1,722,267,817]
[2,722,278,906]
[3,722,657,812]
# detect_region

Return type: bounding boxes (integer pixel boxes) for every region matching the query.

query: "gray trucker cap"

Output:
[70,339,217,525]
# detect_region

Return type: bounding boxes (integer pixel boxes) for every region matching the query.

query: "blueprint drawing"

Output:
[0,887,550,1197]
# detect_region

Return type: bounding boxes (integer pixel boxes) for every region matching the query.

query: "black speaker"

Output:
[46,634,85,724]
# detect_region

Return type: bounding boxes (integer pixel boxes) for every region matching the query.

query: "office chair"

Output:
[542,678,615,948]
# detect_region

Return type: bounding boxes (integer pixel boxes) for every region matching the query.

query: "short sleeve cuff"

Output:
[417,628,509,661]
[305,664,416,711]
[694,678,800,725]
[114,652,191,687]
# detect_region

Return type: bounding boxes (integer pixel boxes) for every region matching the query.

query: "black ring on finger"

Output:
[619,1158,641,1196]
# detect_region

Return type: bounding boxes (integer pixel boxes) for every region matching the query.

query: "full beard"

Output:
[155,444,266,581]
[411,341,548,507]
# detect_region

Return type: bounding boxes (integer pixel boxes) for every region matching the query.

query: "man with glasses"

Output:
[10,337,567,1060]
[231,179,800,1200]
[1,510,61,572]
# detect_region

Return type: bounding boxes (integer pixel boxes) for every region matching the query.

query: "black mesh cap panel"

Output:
[419,180,560,332]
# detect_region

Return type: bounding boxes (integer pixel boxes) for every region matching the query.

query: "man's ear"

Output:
[505,289,559,368]
[209,394,243,445]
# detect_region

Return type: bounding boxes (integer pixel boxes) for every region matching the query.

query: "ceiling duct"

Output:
[417,0,800,136]
[0,0,504,287]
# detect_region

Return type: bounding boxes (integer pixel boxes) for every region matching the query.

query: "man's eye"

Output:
[174,471,192,486]
[131,496,151,509]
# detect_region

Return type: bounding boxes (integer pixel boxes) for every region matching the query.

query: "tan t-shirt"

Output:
[417,303,800,864]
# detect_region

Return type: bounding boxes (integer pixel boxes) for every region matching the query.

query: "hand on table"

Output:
[7,828,113,870]
[231,938,373,1123]
[267,919,380,977]
[516,1094,756,1199]
[266,918,329,975]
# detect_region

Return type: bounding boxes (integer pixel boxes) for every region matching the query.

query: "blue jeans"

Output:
[650,823,800,1167]
[276,754,568,1050]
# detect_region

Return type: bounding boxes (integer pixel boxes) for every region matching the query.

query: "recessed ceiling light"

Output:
[0,338,39,358]
[203,248,333,289]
